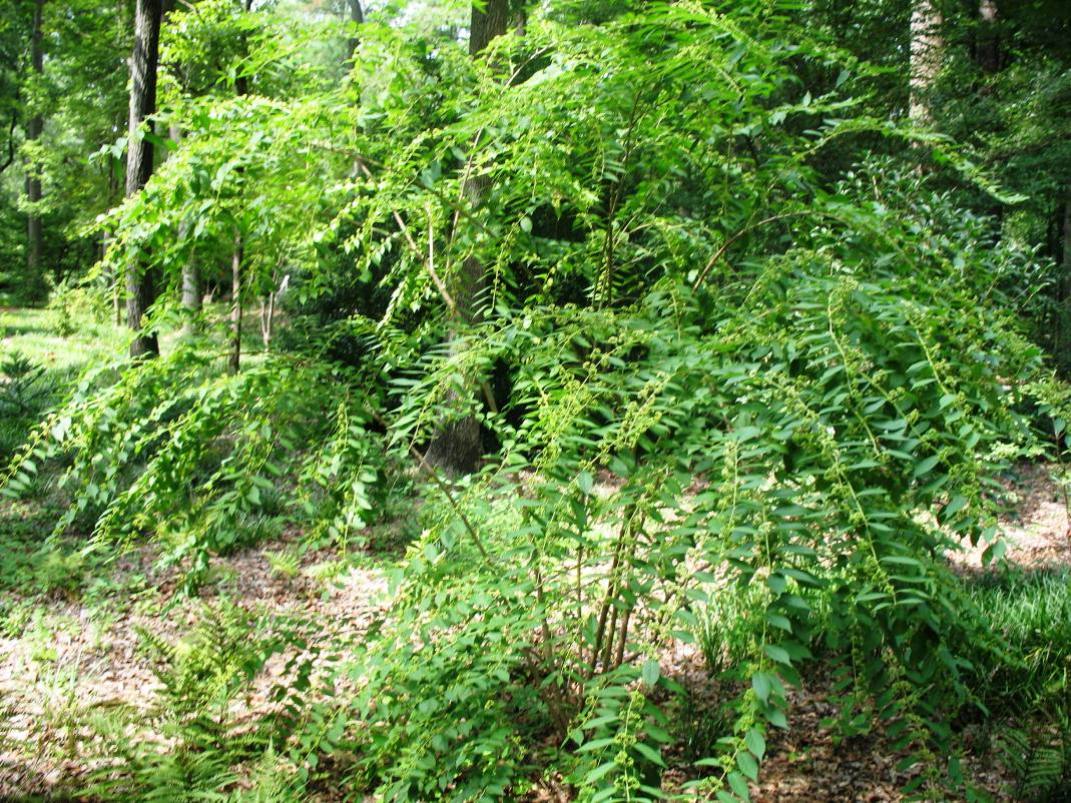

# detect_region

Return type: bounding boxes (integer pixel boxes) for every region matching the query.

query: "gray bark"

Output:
[908,0,942,125]
[169,124,201,334]
[229,231,242,374]
[125,0,163,358]
[181,252,201,332]
[468,0,509,57]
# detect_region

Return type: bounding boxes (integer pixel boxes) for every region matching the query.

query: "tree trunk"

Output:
[346,0,363,61]
[422,0,511,475]
[468,0,509,57]
[259,291,275,351]
[25,0,44,295]
[181,250,201,333]
[226,0,253,372]
[229,230,242,374]
[125,0,163,358]
[169,124,201,334]
[1058,200,1071,372]
[908,0,943,125]
[976,0,1000,75]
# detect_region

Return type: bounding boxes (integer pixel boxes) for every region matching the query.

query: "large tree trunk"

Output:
[908,0,943,125]
[25,0,44,294]
[422,0,511,475]
[468,0,509,57]
[125,0,163,358]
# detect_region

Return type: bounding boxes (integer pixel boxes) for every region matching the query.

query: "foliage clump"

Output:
[2,0,1071,800]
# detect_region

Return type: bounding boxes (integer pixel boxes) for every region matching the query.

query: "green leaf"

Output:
[737,750,759,781]
[913,454,941,477]
[577,471,594,495]
[752,672,771,703]
[942,495,968,519]
[585,761,618,785]
[763,644,792,665]
[767,708,789,729]
[745,728,766,760]
[633,741,666,767]
[641,658,660,687]
[765,613,792,632]
[766,573,787,593]
[727,770,751,800]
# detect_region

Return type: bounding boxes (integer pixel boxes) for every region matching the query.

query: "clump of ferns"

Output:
[86,599,316,799]
[345,266,1050,799]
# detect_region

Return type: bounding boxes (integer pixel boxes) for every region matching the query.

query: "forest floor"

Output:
[0,462,1067,800]
[753,461,1070,802]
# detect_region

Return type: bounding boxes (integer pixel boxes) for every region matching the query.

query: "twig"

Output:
[691,211,811,291]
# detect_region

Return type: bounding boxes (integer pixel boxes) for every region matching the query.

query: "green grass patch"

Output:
[1,306,127,463]
[961,568,1071,716]
[0,306,124,371]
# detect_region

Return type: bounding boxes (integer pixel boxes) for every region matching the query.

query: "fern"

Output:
[999,719,1071,802]
[84,599,316,801]
[6,1,1069,799]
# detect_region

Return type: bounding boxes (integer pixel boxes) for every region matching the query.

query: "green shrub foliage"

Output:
[4,0,1071,799]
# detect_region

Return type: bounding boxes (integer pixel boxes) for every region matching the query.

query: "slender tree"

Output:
[1059,199,1071,366]
[25,0,44,290]
[169,123,201,334]
[908,0,943,124]
[976,0,1000,74]
[125,0,163,357]
[228,0,253,374]
[345,0,363,61]
[423,0,511,474]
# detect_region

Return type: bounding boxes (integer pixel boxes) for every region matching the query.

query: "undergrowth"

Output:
[83,598,318,801]
[3,1,1071,800]
[961,568,1071,716]
[957,569,1071,801]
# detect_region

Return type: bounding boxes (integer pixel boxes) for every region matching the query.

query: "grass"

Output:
[0,301,275,465]
[696,567,1071,718]
[0,306,124,370]
[960,567,1071,716]
[0,300,273,377]
[0,306,126,463]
